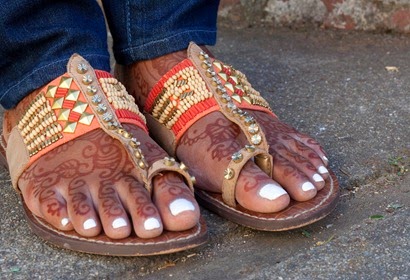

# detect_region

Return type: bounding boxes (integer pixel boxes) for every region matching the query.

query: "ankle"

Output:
[119,49,188,107]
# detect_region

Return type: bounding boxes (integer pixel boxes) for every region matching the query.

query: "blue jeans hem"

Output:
[114,29,217,64]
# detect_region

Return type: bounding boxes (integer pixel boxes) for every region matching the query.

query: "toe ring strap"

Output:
[222,145,273,207]
[146,157,194,195]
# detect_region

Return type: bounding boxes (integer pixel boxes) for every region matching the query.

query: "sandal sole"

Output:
[195,171,339,231]
[22,198,208,256]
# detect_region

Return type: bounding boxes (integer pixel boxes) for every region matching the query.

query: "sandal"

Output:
[0,54,207,256]
[142,42,339,231]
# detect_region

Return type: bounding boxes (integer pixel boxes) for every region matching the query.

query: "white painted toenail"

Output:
[259,184,287,200]
[83,218,97,230]
[323,156,329,162]
[144,218,161,230]
[61,218,69,227]
[313,173,324,182]
[302,182,316,192]
[318,166,329,174]
[169,198,195,216]
[112,218,127,229]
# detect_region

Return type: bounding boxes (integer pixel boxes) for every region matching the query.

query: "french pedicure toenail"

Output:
[318,166,329,174]
[61,218,69,227]
[144,218,161,231]
[313,173,324,182]
[169,198,195,216]
[302,182,316,192]
[83,218,97,230]
[259,184,287,200]
[112,218,127,229]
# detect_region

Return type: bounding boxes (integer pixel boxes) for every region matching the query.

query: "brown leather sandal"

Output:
[0,54,207,256]
[142,42,339,231]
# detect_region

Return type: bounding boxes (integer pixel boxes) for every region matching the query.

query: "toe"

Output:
[95,181,131,239]
[66,180,102,237]
[273,144,326,190]
[119,177,163,239]
[235,161,290,213]
[38,192,74,231]
[272,155,318,201]
[152,172,200,231]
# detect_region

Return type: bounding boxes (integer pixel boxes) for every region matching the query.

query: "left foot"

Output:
[120,46,330,214]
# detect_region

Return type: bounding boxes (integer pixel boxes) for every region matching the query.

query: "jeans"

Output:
[0,0,219,109]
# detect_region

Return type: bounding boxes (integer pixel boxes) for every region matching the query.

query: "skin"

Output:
[121,48,330,214]
[7,90,200,240]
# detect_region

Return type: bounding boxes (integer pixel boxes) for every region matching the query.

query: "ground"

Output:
[0,27,409,279]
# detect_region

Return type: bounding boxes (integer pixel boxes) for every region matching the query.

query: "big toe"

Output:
[152,172,200,231]
[235,161,290,213]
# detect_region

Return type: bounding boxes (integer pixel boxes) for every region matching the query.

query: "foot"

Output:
[121,48,329,213]
[5,85,200,239]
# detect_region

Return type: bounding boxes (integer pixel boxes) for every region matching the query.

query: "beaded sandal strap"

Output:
[6,54,193,193]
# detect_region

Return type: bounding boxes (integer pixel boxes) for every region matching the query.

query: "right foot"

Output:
[3,66,200,240]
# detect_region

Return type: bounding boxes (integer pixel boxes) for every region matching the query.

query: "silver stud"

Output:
[245,115,255,124]
[206,69,215,78]
[77,63,88,74]
[96,103,107,114]
[82,74,93,85]
[221,93,231,102]
[86,85,97,96]
[232,152,243,163]
[107,121,118,130]
[251,134,262,145]
[102,112,113,122]
[164,157,176,166]
[130,138,140,148]
[224,168,235,180]
[248,123,259,134]
[91,95,102,105]
[245,144,256,152]
[227,102,237,111]
[179,162,188,171]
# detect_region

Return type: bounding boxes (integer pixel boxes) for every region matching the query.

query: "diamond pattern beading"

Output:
[48,75,94,134]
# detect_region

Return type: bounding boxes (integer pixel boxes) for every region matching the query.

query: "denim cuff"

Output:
[114,29,217,65]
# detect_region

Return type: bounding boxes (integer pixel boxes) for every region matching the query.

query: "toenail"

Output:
[318,166,329,174]
[61,218,69,227]
[169,198,195,216]
[302,182,316,192]
[313,173,324,182]
[259,184,287,200]
[112,218,127,229]
[144,218,161,230]
[83,218,97,230]
[323,156,329,163]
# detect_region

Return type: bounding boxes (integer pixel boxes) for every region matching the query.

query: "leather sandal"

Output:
[0,54,207,256]
[143,42,339,231]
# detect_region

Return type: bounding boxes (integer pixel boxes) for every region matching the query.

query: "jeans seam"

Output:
[1,54,109,99]
[126,0,132,61]
[118,29,216,54]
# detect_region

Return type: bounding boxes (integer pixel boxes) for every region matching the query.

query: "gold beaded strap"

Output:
[145,43,275,155]
[6,54,194,193]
